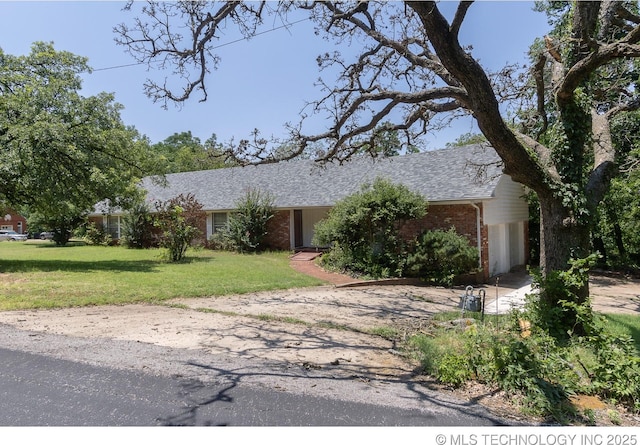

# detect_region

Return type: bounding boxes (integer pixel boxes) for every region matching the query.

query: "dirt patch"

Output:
[0,262,638,424]
[0,284,461,379]
[589,273,640,314]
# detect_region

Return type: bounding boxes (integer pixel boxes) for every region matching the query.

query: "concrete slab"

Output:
[290,251,323,261]
[484,276,536,315]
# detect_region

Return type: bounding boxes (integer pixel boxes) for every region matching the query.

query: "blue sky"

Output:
[0,1,551,148]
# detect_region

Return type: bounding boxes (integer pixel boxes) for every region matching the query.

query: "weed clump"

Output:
[408,259,640,422]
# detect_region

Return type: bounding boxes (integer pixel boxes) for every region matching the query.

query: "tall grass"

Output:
[0,242,324,310]
[407,307,640,421]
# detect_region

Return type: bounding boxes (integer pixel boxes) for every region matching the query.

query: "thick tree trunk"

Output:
[410,1,604,336]
[538,194,591,306]
[613,223,626,259]
[592,236,607,265]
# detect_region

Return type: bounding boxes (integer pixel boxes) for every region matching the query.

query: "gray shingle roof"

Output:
[97,144,504,213]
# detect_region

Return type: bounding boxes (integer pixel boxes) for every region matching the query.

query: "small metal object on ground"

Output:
[459,285,484,313]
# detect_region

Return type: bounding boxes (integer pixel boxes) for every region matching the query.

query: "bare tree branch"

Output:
[586,109,618,207]
[450,1,473,38]
[606,96,640,118]
[514,131,560,182]
[557,40,640,106]
[533,52,548,139]
[406,1,550,189]
[115,1,276,106]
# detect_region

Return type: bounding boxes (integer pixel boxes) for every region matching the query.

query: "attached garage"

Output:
[483,176,530,276]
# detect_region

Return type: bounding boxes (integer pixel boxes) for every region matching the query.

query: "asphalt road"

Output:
[0,324,514,427]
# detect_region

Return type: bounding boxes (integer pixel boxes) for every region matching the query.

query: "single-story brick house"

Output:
[1,209,27,234]
[90,144,530,279]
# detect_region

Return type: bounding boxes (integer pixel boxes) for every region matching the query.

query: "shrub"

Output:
[122,202,157,249]
[208,230,236,251]
[405,228,479,286]
[587,330,640,412]
[313,178,427,278]
[83,222,113,246]
[437,353,473,387]
[155,193,203,262]
[223,188,275,252]
[527,255,599,340]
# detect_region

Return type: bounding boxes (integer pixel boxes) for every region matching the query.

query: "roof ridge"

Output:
[89,143,505,215]
[147,143,497,180]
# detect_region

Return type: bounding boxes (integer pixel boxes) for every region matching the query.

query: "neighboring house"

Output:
[90,144,530,279]
[1,209,27,235]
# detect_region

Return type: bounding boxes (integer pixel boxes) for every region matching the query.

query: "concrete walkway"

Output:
[291,256,539,314]
[483,276,535,315]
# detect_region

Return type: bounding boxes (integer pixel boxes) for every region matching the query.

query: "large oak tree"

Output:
[116,1,640,329]
[0,42,153,243]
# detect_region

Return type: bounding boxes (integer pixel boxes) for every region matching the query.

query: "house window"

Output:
[106,215,120,239]
[212,213,228,233]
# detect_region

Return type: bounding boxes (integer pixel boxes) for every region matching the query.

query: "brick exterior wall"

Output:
[398,203,489,281]
[1,210,28,234]
[399,204,479,240]
[264,210,291,251]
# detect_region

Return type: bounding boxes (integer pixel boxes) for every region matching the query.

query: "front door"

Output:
[294,210,303,248]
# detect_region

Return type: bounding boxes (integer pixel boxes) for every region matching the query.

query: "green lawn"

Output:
[0,241,324,310]
[602,313,640,352]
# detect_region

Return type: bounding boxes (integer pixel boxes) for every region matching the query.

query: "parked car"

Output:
[0,230,28,241]
[39,232,54,240]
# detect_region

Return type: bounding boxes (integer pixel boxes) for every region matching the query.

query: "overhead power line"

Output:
[93,62,143,72]
[92,17,311,73]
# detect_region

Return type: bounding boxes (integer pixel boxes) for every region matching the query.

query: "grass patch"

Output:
[192,307,240,317]
[366,326,401,340]
[255,313,308,325]
[0,242,324,310]
[316,320,350,331]
[601,313,640,353]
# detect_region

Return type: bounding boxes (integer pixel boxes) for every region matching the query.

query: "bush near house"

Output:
[212,188,275,253]
[122,201,157,249]
[154,193,204,262]
[313,178,427,278]
[405,228,479,286]
[81,222,113,246]
[314,178,479,282]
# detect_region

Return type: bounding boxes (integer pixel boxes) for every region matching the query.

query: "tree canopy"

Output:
[0,42,154,242]
[151,131,229,173]
[116,1,640,332]
[595,110,640,269]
